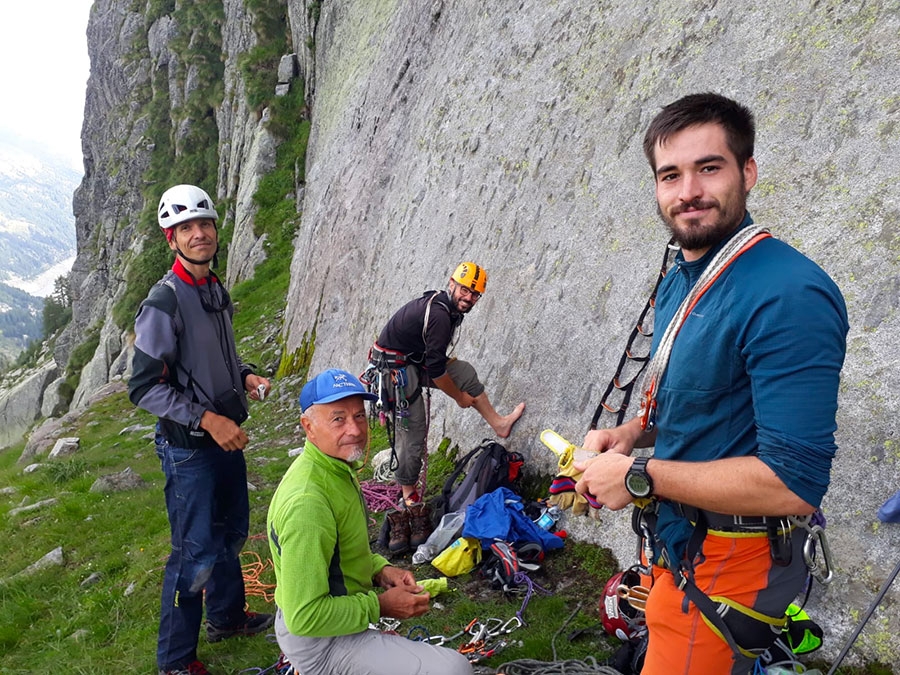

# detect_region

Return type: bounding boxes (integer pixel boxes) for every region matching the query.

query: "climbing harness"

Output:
[632,499,834,664]
[362,342,413,440]
[361,290,456,505]
[638,225,771,432]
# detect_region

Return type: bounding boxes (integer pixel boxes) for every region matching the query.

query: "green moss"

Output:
[277,329,316,380]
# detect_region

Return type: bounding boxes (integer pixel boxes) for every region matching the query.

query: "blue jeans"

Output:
[156,431,249,669]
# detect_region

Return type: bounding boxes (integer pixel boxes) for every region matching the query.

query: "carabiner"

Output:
[497,616,523,636]
[790,514,834,585]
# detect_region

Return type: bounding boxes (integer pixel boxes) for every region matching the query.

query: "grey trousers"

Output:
[275,608,473,675]
[394,359,485,487]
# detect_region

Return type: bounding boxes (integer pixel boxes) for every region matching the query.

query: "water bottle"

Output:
[536,504,562,530]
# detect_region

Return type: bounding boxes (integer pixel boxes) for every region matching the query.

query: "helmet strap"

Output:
[175,246,216,267]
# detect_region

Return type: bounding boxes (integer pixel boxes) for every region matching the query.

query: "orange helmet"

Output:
[451,262,487,294]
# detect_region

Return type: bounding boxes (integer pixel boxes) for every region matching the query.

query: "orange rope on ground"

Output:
[241,549,277,604]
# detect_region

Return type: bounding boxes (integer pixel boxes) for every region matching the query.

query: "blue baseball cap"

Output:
[299,368,377,412]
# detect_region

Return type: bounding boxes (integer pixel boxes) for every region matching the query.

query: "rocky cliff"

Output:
[282,0,900,666]
[2,0,899,666]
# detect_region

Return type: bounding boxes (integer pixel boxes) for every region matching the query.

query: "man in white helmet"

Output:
[128,184,273,675]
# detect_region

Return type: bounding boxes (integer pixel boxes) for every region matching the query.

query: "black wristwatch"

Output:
[625,456,654,499]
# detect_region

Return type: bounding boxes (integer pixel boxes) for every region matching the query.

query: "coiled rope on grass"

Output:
[490,659,625,675]
[493,602,625,675]
[241,540,277,603]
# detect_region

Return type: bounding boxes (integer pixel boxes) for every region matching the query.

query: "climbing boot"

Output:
[386,509,411,553]
[408,502,434,548]
[207,611,274,642]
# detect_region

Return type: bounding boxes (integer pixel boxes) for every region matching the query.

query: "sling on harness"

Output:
[638,225,772,432]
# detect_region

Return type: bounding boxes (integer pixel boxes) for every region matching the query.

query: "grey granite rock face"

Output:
[71,314,125,411]
[60,0,153,371]
[0,361,59,449]
[281,0,900,665]
[6,0,895,665]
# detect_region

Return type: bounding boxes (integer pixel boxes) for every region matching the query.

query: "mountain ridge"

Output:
[0,133,78,285]
[0,135,78,364]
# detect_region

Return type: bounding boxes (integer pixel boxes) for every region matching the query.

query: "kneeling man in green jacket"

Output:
[267,368,472,675]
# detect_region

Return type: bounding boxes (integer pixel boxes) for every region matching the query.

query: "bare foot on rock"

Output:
[494,402,526,438]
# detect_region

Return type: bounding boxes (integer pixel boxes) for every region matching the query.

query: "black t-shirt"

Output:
[377,290,463,378]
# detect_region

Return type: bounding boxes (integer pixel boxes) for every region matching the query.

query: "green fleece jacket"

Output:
[267,440,390,636]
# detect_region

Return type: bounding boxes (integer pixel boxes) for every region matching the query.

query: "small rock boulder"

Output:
[89,467,147,494]
[49,437,80,458]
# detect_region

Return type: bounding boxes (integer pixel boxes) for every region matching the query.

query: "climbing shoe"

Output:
[159,660,212,675]
[387,508,411,553]
[206,611,274,643]
[408,502,434,548]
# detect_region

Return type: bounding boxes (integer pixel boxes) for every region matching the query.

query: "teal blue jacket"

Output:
[651,214,848,508]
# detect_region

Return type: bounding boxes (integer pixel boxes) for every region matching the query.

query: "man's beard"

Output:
[345,446,365,463]
[660,191,747,252]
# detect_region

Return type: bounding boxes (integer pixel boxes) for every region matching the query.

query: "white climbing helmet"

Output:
[157,184,219,232]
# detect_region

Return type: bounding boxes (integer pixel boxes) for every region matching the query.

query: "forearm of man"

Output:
[649,455,815,516]
[621,417,658,449]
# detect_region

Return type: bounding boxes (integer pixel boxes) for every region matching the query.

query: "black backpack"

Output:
[440,439,524,516]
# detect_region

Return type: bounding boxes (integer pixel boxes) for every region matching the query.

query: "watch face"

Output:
[626,472,651,498]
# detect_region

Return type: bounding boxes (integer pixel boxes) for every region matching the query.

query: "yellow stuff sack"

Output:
[431,537,482,577]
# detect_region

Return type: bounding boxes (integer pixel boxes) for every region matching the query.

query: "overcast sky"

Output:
[0,1,94,171]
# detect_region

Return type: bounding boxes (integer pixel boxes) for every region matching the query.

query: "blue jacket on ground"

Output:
[462,487,564,551]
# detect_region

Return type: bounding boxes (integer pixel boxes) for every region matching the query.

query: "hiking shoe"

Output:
[159,660,211,675]
[408,502,434,548]
[387,508,411,553]
[206,611,274,643]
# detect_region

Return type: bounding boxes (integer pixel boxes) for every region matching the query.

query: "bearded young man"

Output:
[575,94,848,674]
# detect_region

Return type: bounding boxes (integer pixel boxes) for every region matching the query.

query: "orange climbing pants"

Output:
[640,528,807,675]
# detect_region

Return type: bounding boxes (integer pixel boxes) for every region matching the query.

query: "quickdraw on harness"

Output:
[360,291,452,483]
[360,343,409,474]
[589,238,678,431]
